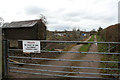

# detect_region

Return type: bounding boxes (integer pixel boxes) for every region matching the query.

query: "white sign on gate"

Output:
[22,40,40,53]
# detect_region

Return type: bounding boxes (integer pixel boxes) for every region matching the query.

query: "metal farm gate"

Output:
[2,40,120,79]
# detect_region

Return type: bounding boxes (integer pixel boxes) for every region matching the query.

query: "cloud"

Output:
[48,19,58,24]
[0,0,118,31]
[67,12,82,17]
[24,6,47,15]
[47,25,71,31]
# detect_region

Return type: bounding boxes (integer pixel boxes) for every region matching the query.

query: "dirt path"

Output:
[69,35,102,78]
[9,36,91,78]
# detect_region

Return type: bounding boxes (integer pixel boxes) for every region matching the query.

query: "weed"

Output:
[97,35,119,78]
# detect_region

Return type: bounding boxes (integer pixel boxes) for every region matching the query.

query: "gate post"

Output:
[118,2,120,79]
[0,28,2,79]
[2,40,9,79]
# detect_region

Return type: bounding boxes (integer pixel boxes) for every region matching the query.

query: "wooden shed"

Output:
[2,19,47,48]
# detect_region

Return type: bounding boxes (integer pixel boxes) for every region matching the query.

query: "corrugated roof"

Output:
[3,19,41,28]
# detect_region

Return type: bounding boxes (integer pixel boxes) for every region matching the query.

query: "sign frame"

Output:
[22,40,41,53]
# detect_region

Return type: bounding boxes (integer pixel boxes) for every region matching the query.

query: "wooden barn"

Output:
[2,19,47,48]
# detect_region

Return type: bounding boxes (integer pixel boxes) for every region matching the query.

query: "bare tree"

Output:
[97,27,103,32]
[0,17,4,27]
[39,14,48,24]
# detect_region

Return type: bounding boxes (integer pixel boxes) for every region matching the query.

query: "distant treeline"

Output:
[99,24,120,42]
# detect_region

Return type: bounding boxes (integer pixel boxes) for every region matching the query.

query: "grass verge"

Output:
[79,35,94,52]
[96,35,119,78]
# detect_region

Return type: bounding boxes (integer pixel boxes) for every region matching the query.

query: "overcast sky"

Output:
[0,0,119,31]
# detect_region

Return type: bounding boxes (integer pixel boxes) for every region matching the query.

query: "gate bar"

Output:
[41,50,120,55]
[40,40,120,44]
[9,67,119,76]
[9,70,116,80]
[9,56,120,63]
[18,40,120,44]
[9,62,120,70]
[8,49,120,55]
[9,70,102,79]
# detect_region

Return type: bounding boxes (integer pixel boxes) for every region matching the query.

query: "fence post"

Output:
[0,28,2,80]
